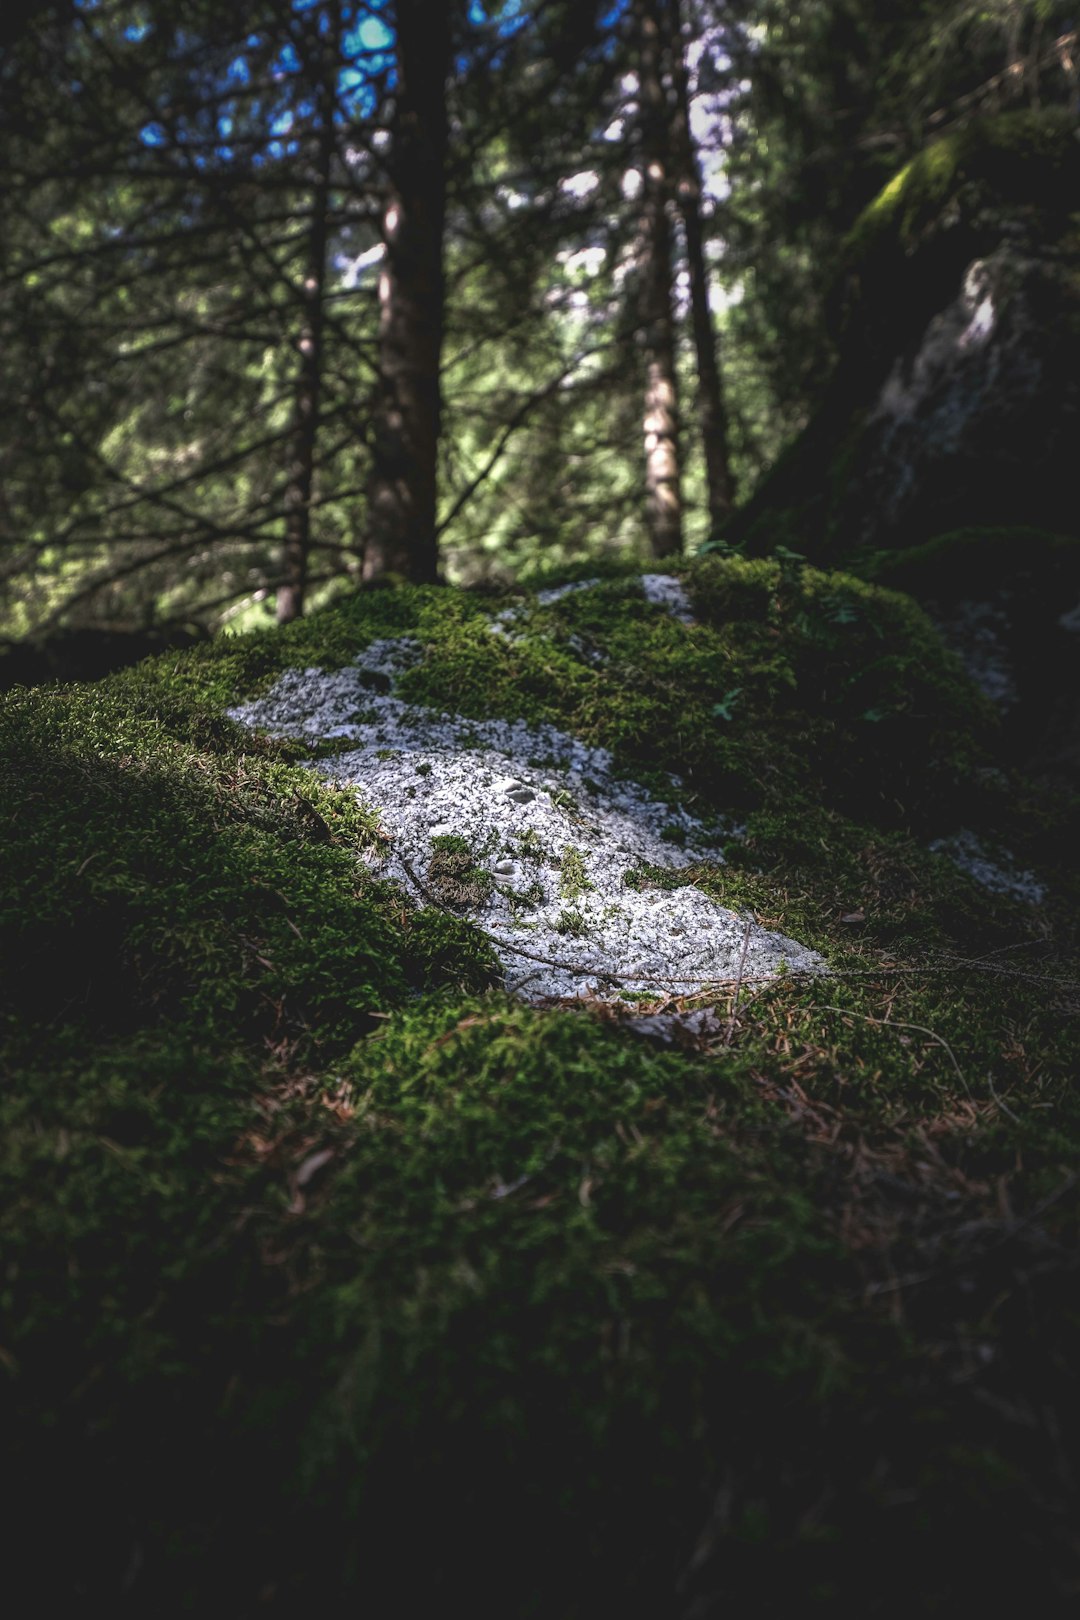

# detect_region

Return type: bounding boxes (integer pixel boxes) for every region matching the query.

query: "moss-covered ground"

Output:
[2,559,1078,1615]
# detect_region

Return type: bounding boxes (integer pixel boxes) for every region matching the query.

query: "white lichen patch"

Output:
[489,578,602,639]
[930,829,1046,905]
[490,572,695,645]
[535,578,602,608]
[229,638,822,1001]
[932,598,1019,710]
[639,572,695,623]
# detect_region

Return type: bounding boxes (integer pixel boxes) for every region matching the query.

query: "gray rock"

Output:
[229,638,823,1003]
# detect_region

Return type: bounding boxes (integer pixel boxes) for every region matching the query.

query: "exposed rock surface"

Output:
[929,829,1046,905]
[837,240,1076,551]
[230,634,822,1000]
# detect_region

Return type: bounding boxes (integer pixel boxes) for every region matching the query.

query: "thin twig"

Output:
[865,1171,1079,1298]
[376,847,1079,1000]
[986,1074,1023,1127]
[819,1004,973,1101]
[724,918,754,1047]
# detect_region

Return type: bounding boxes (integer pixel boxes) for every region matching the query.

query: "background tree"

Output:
[635,0,685,558]
[277,2,343,623]
[363,0,455,584]
[667,0,735,534]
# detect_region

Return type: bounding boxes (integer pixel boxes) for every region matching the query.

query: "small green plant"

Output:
[554,905,589,937]
[558,846,594,900]
[549,785,580,814]
[430,833,471,854]
[712,686,743,722]
[697,532,736,557]
[497,878,546,913]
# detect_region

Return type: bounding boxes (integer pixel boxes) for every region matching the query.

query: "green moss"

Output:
[4,563,1080,1610]
[429,832,472,855]
[861,525,1080,601]
[558,845,594,900]
[554,904,589,936]
[403,908,499,991]
[515,826,546,860]
[0,689,415,1057]
[79,559,987,847]
[10,969,1075,1606]
[843,108,1080,270]
[394,556,990,834]
[844,127,967,264]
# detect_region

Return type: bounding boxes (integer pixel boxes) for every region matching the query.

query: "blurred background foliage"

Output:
[2,0,1076,639]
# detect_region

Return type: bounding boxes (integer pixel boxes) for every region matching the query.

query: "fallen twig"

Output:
[724,918,754,1047]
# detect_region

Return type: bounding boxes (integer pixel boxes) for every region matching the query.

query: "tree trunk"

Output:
[667,0,735,535]
[363,0,450,585]
[636,0,683,559]
[276,96,334,625]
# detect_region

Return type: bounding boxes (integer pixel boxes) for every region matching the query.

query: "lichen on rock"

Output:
[229,632,822,1001]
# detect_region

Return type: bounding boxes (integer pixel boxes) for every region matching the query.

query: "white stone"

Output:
[929,829,1045,905]
[639,573,695,623]
[490,573,694,648]
[229,637,823,1002]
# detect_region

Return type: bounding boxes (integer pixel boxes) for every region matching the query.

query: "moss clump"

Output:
[10,972,1076,1611]
[398,556,990,834]
[427,832,494,910]
[402,907,499,991]
[558,845,594,900]
[553,904,589,936]
[0,687,417,1055]
[842,108,1080,272]
[88,559,987,842]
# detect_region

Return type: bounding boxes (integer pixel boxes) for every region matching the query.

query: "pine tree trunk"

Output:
[363,0,449,585]
[637,0,683,559]
[277,98,333,625]
[667,0,735,535]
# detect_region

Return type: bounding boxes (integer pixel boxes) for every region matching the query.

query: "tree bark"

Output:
[636,0,683,559]
[667,0,735,534]
[276,85,334,625]
[363,0,450,585]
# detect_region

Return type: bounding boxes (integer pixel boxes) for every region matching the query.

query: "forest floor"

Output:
[2,558,1078,1615]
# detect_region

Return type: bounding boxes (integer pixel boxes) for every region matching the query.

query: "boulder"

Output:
[730,110,1080,774]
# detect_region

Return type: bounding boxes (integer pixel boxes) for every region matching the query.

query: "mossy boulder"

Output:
[2,566,1079,1615]
[729,111,1080,778]
[732,112,1080,561]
